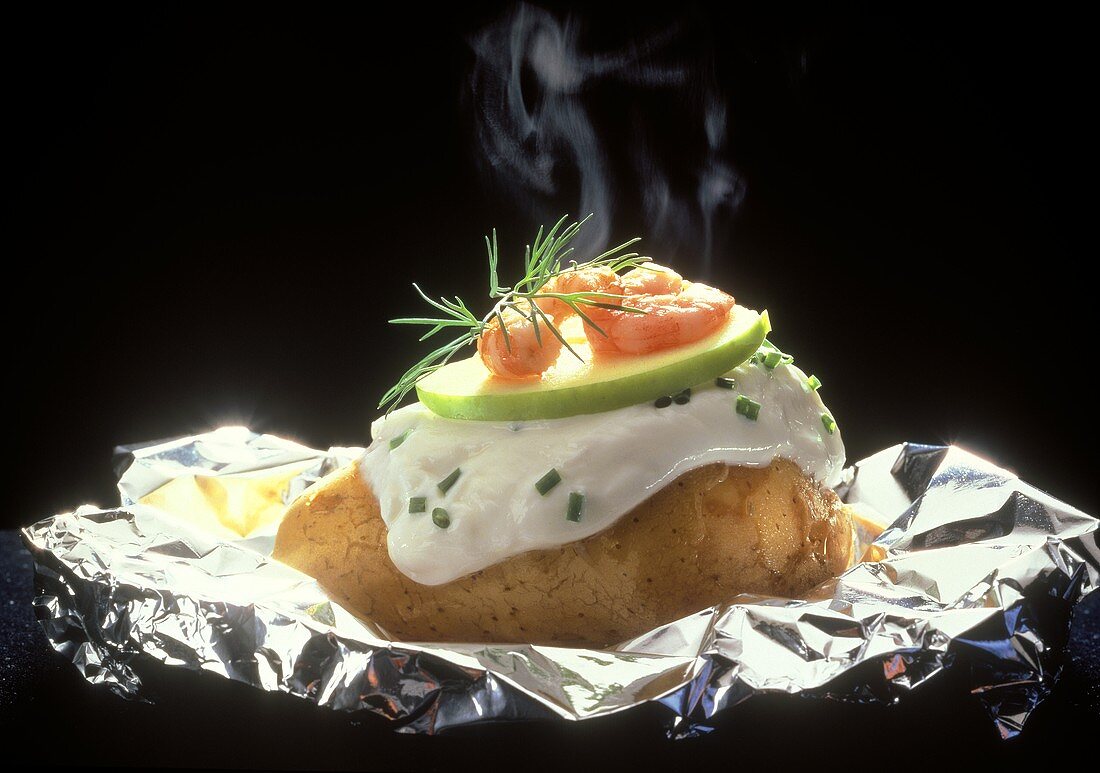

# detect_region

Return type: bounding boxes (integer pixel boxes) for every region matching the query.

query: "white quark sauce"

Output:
[361,360,845,585]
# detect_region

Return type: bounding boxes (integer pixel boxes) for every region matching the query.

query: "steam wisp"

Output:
[468,3,745,273]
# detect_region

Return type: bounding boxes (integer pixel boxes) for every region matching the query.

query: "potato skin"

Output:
[273,459,854,648]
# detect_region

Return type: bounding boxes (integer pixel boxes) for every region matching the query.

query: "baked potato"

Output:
[273,458,855,647]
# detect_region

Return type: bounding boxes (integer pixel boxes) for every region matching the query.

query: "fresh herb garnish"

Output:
[437,468,462,495]
[389,429,412,449]
[821,413,837,434]
[432,507,451,528]
[752,339,794,369]
[408,496,427,513]
[657,388,691,407]
[535,468,562,496]
[806,375,822,391]
[736,395,761,420]
[566,492,585,522]
[379,215,649,412]
[715,376,736,389]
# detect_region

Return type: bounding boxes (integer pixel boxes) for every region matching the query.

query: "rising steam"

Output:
[468,3,745,272]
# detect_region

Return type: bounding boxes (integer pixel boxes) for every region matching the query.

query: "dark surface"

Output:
[2,529,1097,770]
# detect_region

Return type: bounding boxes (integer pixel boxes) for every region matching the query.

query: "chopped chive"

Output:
[754,339,793,369]
[389,429,412,450]
[408,496,427,513]
[535,468,562,496]
[715,377,736,389]
[654,395,672,408]
[735,395,761,421]
[673,388,691,405]
[821,413,837,435]
[566,492,585,522]
[431,507,451,528]
[437,467,462,494]
[806,375,822,391]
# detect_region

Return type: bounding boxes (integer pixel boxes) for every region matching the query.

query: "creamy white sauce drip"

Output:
[361,360,845,585]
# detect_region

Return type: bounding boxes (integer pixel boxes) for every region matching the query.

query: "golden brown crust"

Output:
[273,459,855,648]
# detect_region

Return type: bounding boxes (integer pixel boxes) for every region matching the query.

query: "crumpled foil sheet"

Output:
[22,428,1099,739]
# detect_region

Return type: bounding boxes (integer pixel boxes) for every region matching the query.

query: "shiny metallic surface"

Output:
[22,431,1098,738]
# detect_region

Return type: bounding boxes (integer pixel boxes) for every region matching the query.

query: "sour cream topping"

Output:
[362,360,845,585]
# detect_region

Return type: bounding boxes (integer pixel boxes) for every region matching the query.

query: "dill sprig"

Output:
[379,215,647,412]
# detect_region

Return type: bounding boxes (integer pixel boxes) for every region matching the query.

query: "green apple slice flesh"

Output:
[416,305,770,421]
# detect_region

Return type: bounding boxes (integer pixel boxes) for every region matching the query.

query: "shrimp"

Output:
[479,266,622,379]
[535,266,623,322]
[619,262,683,296]
[477,306,563,379]
[586,281,735,355]
[477,262,734,378]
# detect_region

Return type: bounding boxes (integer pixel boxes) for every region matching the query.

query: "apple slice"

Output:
[415,305,770,421]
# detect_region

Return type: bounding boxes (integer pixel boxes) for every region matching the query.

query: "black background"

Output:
[4,3,1096,768]
[9,4,1095,530]
[8,4,1095,528]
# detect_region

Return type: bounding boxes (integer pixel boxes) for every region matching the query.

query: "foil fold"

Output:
[22,430,1098,738]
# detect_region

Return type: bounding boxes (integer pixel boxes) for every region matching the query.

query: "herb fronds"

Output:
[380,215,647,412]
